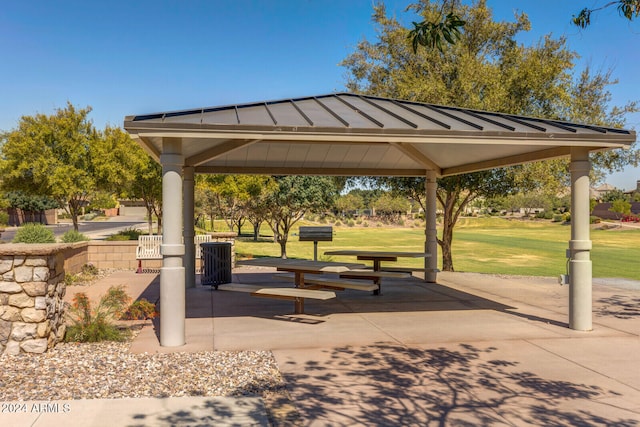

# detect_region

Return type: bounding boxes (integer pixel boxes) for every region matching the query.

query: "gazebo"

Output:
[124,93,636,347]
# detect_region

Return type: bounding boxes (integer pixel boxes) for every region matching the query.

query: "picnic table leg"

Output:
[294,271,305,314]
[373,277,382,296]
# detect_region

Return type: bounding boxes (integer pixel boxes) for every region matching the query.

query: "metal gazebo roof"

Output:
[124,93,636,177]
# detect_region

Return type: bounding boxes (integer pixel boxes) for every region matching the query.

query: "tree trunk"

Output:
[278,236,288,259]
[437,188,474,272]
[146,205,154,235]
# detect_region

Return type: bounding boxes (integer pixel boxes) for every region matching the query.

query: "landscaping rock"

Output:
[9,292,34,308]
[20,338,48,353]
[25,257,48,267]
[33,266,50,281]
[14,265,33,283]
[21,307,46,323]
[11,322,37,341]
[0,319,11,344]
[0,281,22,294]
[22,281,48,297]
[0,306,21,322]
[0,258,13,274]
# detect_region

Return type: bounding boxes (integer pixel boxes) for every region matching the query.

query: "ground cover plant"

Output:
[65,285,157,342]
[234,217,640,280]
[65,285,132,342]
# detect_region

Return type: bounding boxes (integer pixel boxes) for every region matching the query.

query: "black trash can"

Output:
[201,242,232,289]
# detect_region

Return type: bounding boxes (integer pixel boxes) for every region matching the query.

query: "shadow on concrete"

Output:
[200,270,566,328]
[279,342,638,426]
[127,397,270,427]
[596,294,640,319]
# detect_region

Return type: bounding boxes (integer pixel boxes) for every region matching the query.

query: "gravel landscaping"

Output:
[0,338,286,401]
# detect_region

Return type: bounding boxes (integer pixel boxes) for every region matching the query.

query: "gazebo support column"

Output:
[425,170,438,282]
[183,166,195,289]
[569,147,592,331]
[160,138,186,347]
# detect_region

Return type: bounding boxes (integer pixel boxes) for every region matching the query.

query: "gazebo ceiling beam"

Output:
[442,146,573,176]
[133,136,162,162]
[390,142,442,176]
[194,166,428,177]
[185,139,260,166]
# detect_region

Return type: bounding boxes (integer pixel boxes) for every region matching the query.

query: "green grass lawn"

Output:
[234,217,640,280]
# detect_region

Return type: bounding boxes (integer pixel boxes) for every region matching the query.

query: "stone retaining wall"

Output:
[0,234,237,354]
[0,245,67,355]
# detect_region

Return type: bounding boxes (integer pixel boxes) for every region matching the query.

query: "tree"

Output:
[4,192,59,224]
[243,176,278,241]
[123,149,162,235]
[342,0,638,271]
[372,192,410,222]
[609,198,632,219]
[335,192,365,218]
[408,1,639,52]
[602,188,629,203]
[265,176,337,259]
[0,103,98,231]
[573,0,640,28]
[0,107,145,231]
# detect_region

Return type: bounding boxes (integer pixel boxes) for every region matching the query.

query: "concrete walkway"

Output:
[5,268,640,426]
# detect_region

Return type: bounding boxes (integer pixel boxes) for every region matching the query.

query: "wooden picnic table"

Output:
[274,260,365,313]
[323,250,430,271]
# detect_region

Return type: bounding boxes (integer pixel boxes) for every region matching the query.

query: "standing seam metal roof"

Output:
[129,92,632,136]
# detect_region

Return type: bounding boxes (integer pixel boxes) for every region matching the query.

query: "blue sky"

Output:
[2,0,639,189]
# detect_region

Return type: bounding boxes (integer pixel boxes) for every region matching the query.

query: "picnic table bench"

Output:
[276,273,380,293]
[277,269,409,295]
[217,283,336,312]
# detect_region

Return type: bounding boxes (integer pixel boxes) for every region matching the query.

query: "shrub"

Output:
[106,227,142,241]
[0,211,9,226]
[12,223,56,243]
[61,229,90,243]
[552,214,564,223]
[347,219,355,227]
[563,213,571,223]
[64,274,79,286]
[121,299,157,320]
[81,263,99,276]
[334,220,342,226]
[590,216,601,224]
[65,285,132,342]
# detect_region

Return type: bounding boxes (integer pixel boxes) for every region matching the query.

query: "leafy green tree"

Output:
[4,192,59,224]
[408,1,639,52]
[335,192,365,217]
[123,154,162,234]
[342,0,637,271]
[0,105,143,231]
[372,192,410,222]
[202,175,262,235]
[265,176,337,258]
[573,0,640,28]
[609,198,632,219]
[602,188,629,203]
[243,176,278,240]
